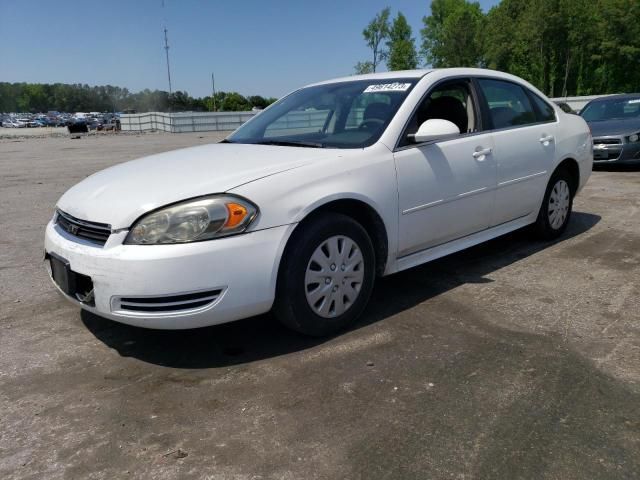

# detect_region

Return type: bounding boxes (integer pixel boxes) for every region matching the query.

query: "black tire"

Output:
[273,213,376,337]
[533,167,575,240]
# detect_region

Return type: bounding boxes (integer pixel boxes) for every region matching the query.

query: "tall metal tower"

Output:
[211,72,216,111]
[164,27,172,95]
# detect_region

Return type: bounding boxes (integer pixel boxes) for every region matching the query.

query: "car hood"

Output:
[586,118,640,137]
[57,143,329,229]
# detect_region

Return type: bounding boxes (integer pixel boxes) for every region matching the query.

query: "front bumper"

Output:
[592,138,640,165]
[44,220,293,329]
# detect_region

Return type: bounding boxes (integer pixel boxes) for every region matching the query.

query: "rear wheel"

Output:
[273,213,375,336]
[533,168,574,240]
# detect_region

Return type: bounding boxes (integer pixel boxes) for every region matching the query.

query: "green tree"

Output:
[421,0,485,68]
[484,0,566,95]
[208,91,228,111]
[591,0,640,94]
[248,95,269,109]
[168,91,193,111]
[0,82,277,113]
[220,92,251,111]
[481,0,640,96]
[362,7,391,72]
[354,61,374,74]
[386,12,418,70]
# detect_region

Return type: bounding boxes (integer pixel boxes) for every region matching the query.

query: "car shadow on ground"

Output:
[593,163,640,172]
[82,211,601,369]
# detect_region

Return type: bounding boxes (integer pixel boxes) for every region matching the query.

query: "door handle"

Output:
[473,148,492,160]
[539,135,554,144]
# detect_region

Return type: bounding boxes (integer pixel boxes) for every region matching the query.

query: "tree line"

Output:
[357,0,640,96]
[0,82,277,113]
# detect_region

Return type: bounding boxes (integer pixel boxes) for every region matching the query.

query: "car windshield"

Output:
[226,79,419,149]
[580,97,640,122]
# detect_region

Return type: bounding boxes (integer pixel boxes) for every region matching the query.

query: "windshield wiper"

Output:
[252,140,325,148]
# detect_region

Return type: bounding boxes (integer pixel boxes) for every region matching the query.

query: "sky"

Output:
[0,0,500,98]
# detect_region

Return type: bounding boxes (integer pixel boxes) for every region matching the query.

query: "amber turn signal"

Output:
[224,202,249,228]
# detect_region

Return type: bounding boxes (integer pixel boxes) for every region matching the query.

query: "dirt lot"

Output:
[1,133,639,479]
[0,126,69,138]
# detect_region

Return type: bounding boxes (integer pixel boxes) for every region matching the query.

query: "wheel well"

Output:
[555,158,580,194]
[290,199,389,276]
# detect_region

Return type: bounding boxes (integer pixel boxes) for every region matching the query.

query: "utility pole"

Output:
[211,72,216,111]
[164,27,172,95]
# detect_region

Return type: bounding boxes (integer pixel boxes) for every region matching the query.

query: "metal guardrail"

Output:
[119,112,257,133]
[120,109,370,134]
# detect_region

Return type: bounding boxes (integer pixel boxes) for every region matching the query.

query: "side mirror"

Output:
[410,119,460,143]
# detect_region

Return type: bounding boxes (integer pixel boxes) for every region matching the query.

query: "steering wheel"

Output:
[359,118,385,130]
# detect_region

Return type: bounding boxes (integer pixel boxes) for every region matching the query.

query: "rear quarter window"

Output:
[529,93,556,122]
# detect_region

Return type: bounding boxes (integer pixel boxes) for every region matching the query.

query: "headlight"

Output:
[628,133,639,143]
[125,195,258,245]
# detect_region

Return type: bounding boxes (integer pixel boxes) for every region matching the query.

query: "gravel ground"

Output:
[1,133,639,479]
[0,127,69,138]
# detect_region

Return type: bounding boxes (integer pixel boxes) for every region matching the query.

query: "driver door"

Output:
[393,79,497,257]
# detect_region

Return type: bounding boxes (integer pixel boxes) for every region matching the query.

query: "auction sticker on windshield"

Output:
[364,83,411,93]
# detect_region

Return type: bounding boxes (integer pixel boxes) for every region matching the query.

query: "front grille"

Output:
[593,148,622,161]
[56,210,111,246]
[593,152,622,161]
[113,289,223,314]
[593,137,622,145]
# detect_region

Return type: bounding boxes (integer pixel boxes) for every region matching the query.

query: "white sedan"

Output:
[45,68,593,336]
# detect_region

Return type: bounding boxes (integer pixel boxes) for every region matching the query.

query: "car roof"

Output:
[588,93,640,103]
[304,68,536,89]
[305,69,433,88]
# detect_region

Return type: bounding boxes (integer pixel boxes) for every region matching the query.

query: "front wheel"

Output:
[273,213,376,337]
[533,168,574,240]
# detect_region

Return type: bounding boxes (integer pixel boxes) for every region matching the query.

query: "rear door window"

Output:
[477,79,537,129]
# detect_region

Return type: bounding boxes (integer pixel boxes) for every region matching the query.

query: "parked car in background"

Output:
[101,119,120,131]
[86,118,101,130]
[580,94,640,165]
[58,117,73,127]
[45,68,592,336]
[0,112,116,128]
